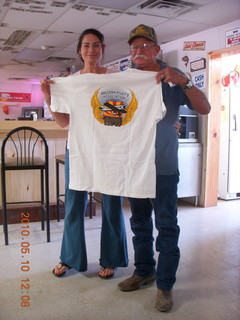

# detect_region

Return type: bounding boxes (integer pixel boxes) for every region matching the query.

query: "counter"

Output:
[0,120,68,140]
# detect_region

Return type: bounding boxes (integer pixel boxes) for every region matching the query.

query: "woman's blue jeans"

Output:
[60,149,128,271]
[128,173,180,291]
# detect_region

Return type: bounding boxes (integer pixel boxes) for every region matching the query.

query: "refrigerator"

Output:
[218,86,240,200]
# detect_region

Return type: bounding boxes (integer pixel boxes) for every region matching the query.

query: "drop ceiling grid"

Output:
[1,5,68,31]
[47,7,123,33]
[177,0,240,25]
[154,19,211,44]
[28,32,80,50]
[99,13,168,39]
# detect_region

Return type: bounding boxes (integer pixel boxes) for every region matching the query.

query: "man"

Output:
[118,24,211,312]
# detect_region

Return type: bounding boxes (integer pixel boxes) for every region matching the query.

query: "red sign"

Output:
[0,92,31,102]
[226,28,240,47]
[183,41,206,51]
[227,37,240,46]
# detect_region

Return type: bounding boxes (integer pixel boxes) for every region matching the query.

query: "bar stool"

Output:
[1,126,50,245]
[55,154,101,221]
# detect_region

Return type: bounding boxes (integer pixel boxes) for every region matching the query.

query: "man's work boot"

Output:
[118,274,156,291]
[155,289,173,312]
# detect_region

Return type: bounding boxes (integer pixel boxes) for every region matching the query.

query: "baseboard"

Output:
[0,201,96,225]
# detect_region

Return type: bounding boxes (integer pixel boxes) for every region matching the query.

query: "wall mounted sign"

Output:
[109,61,120,71]
[104,55,131,71]
[120,58,131,71]
[183,41,206,51]
[226,27,240,47]
[190,58,206,72]
[194,73,206,90]
[0,92,31,102]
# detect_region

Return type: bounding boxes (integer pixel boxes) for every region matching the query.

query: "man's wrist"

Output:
[181,78,194,93]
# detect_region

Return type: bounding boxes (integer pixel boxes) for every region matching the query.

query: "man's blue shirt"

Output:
[155,62,192,175]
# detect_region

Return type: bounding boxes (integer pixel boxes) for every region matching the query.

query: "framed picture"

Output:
[190,58,206,72]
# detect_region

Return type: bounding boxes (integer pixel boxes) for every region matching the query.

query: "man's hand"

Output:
[174,121,181,134]
[156,67,188,87]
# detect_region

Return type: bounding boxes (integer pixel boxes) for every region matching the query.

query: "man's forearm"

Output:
[185,86,211,115]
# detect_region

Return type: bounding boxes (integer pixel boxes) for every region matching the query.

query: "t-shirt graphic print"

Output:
[92,88,137,127]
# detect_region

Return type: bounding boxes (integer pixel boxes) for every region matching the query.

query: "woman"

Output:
[40,28,128,279]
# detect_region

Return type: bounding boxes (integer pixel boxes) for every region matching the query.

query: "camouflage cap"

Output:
[128,24,158,44]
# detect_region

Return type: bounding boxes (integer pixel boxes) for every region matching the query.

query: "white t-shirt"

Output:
[50,68,166,198]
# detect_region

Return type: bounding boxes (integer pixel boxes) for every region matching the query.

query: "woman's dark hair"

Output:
[76,28,105,53]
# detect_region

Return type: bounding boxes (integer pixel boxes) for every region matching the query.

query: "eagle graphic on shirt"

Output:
[91,87,138,127]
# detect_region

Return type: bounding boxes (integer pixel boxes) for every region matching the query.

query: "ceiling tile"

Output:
[80,0,142,10]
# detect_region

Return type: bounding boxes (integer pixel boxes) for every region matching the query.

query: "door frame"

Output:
[200,44,240,207]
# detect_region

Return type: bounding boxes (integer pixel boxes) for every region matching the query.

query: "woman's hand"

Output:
[40,79,55,106]
[40,78,69,127]
[40,79,55,96]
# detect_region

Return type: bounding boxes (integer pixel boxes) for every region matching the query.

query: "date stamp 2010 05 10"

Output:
[20,212,31,307]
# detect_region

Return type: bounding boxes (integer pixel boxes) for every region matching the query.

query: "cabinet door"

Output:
[178,143,202,198]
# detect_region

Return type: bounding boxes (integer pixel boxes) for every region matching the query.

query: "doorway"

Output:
[202,44,240,207]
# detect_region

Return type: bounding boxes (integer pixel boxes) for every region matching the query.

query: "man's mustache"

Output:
[133,54,148,60]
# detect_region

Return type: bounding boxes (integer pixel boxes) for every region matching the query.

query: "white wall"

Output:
[0,83,44,120]
[159,19,240,142]
[160,19,240,83]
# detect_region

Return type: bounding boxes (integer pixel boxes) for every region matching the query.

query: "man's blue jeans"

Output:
[128,173,180,291]
[60,149,128,271]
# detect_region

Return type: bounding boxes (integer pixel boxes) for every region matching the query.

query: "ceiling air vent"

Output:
[8,77,30,81]
[97,12,110,16]
[51,1,67,8]
[45,57,76,63]
[14,48,52,62]
[130,0,201,18]
[13,0,30,4]
[72,4,88,11]
[4,30,32,46]
[2,46,14,51]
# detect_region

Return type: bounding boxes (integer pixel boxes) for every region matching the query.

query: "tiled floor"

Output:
[0,199,239,320]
